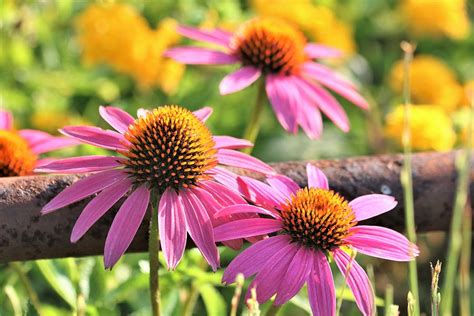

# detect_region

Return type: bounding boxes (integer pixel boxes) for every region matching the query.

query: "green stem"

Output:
[242,80,266,154]
[182,283,200,316]
[384,284,394,316]
[440,92,473,316]
[336,250,357,316]
[9,263,42,315]
[149,200,161,316]
[266,303,281,316]
[400,42,420,316]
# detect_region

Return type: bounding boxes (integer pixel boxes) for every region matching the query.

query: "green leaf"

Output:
[199,284,227,316]
[35,260,76,309]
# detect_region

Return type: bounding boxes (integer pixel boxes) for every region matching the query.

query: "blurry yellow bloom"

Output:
[401,0,470,39]
[389,55,463,112]
[460,80,474,107]
[75,3,184,94]
[252,0,356,56]
[385,105,456,151]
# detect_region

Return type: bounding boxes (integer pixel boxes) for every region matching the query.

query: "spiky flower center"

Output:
[230,18,307,75]
[123,105,217,193]
[280,187,356,251]
[0,130,37,177]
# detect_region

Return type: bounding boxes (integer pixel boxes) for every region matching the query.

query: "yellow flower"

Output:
[75,4,184,94]
[252,0,356,56]
[389,55,463,112]
[401,0,470,39]
[385,105,456,151]
[460,80,474,107]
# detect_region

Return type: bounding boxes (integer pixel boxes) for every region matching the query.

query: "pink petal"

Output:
[193,107,213,122]
[334,249,374,316]
[29,137,79,155]
[177,25,231,47]
[192,185,244,250]
[35,156,122,174]
[159,188,187,270]
[41,170,128,214]
[219,66,261,95]
[199,180,246,206]
[266,175,299,199]
[307,250,336,316]
[274,246,313,305]
[303,63,369,109]
[164,47,238,65]
[247,242,299,303]
[19,129,53,146]
[223,235,291,284]
[214,218,282,242]
[70,178,132,243]
[296,84,323,139]
[294,77,350,132]
[265,74,298,133]
[306,164,329,189]
[60,126,129,151]
[349,194,397,221]
[180,189,220,271]
[104,185,150,268]
[99,106,135,134]
[215,204,278,219]
[213,136,253,149]
[346,226,419,261]
[305,43,343,59]
[0,110,13,130]
[211,166,240,192]
[302,62,356,89]
[237,176,286,208]
[216,149,275,175]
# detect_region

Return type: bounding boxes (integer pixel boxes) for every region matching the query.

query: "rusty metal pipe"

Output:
[0,151,472,263]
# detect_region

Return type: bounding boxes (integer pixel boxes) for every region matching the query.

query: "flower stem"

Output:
[400,41,420,316]
[149,200,161,316]
[242,79,266,154]
[9,263,42,315]
[266,303,281,316]
[440,87,473,316]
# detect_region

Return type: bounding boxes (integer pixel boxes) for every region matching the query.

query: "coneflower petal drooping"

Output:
[213,164,419,316]
[37,105,275,269]
[165,17,369,139]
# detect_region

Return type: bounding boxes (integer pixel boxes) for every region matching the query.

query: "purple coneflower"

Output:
[0,110,76,177]
[165,18,368,140]
[37,105,274,269]
[214,164,419,316]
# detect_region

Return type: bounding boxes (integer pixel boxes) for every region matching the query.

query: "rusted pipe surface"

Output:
[0,151,472,263]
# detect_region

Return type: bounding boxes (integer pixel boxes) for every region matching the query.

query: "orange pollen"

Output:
[230,18,307,75]
[122,105,217,193]
[0,130,37,177]
[280,187,357,251]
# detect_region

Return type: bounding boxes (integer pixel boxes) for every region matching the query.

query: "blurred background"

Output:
[0,0,473,315]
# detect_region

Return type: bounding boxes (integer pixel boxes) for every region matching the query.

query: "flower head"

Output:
[37,105,275,269]
[401,0,470,40]
[0,110,76,177]
[76,3,184,93]
[252,0,356,56]
[165,17,368,139]
[389,55,463,112]
[213,165,419,315]
[385,104,456,151]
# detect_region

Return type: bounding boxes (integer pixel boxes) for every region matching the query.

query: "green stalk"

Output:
[400,42,420,316]
[266,304,281,316]
[230,274,245,316]
[459,202,471,316]
[149,198,161,316]
[440,91,473,316]
[336,250,357,316]
[9,263,42,315]
[384,284,394,316]
[242,79,266,154]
